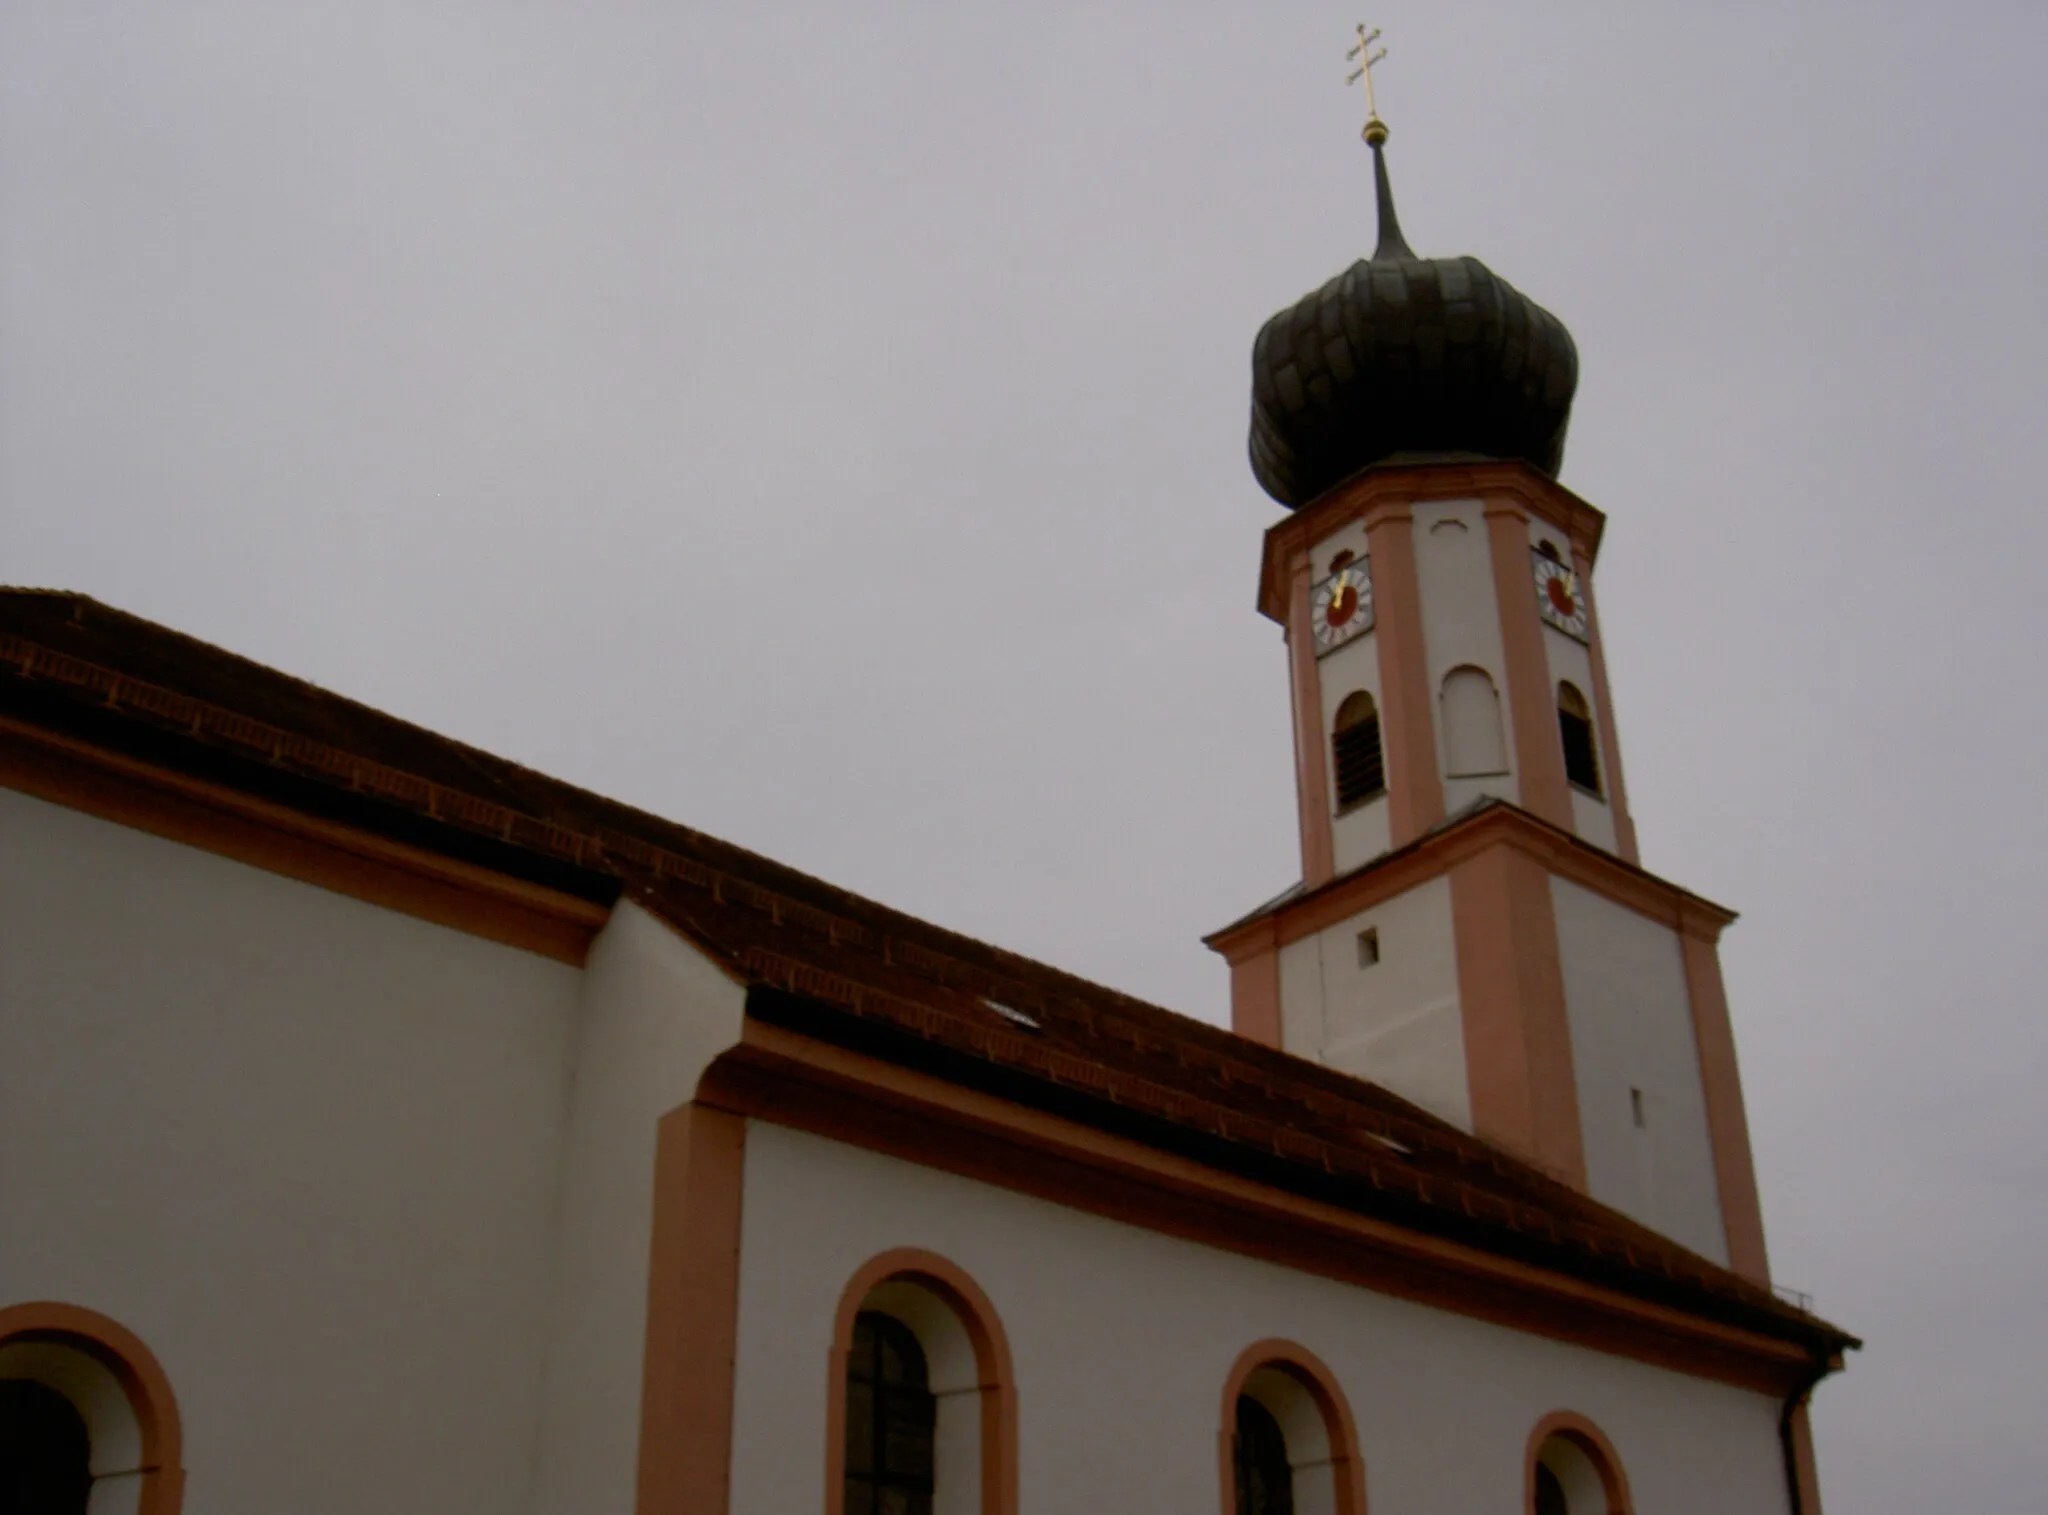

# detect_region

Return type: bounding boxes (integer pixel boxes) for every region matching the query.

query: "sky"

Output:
[4,2,2045,1508]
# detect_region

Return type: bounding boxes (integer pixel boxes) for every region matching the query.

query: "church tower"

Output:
[1206,80,1770,1282]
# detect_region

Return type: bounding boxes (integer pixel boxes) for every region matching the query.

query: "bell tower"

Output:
[1207,75,1769,1281]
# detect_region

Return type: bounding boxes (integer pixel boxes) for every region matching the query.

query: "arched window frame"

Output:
[1331,691,1387,811]
[1556,682,1602,797]
[1217,1339,1367,1515]
[1524,1411,1633,1515]
[826,1249,1017,1515]
[0,1300,185,1515]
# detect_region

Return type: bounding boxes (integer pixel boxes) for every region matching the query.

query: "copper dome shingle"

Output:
[1248,140,1579,507]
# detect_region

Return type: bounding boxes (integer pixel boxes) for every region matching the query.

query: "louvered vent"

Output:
[1558,682,1601,795]
[1332,691,1386,809]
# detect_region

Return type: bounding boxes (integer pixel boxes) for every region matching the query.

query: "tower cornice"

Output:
[1204,798,1734,965]
[1256,460,1608,624]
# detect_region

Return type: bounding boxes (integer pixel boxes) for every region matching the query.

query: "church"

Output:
[0,80,1855,1515]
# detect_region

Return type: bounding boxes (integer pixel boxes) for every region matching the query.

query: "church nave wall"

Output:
[727,1120,1794,1515]
[0,787,583,1515]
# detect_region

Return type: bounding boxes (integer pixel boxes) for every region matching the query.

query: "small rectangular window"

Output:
[1630,1087,1646,1128]
[1357,928,1380,968]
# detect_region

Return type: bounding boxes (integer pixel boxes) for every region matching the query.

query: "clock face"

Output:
[1532,552,1590,642]
[1311,558,1375,655]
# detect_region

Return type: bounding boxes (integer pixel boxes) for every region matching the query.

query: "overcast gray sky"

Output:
[5,3,2045,1508]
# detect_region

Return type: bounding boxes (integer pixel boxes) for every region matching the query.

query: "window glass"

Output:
[845,1312,935,1515]
[1233,1394,1294,1515]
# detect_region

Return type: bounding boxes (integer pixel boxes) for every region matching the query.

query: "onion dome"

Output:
[1249,122,1579,508]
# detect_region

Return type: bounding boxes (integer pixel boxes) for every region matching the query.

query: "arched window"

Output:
[0,1380,92,1515]
[1331,692,1386,809]
[828,1250,1016,1515]
[1233,1394,1293,1515]
[1440,666,1508,777]
[1557,682,1601,795]
[846,1312,936,1515]
[1525,1413,1633,1515]
[1219,1341,1366,1515]
[0,1302,184,1515]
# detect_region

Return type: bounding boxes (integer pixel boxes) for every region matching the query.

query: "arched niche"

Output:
[826,1249,1016,1515]
[1525,1411,1633,1515]
[1217,1339,1366,1515]
[0,1302,184,1515]
[1440,666,1508,778]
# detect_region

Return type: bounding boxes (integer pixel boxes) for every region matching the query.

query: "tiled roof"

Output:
[0,589,1854,1356]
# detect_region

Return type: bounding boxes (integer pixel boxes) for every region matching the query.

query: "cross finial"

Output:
[1346,24,1390,145]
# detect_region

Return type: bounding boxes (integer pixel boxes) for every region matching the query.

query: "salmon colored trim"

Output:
[1217,1338,1368,1515]
[634,1103,747,1515]
[0,1301,185,1515]
[700,1028,1823,1397]
[0,719,608,965]
[1680,935,1771,1282]
[823,1248,1019,1515]
[1207,801,1732,965]
[1259,462,1607,624]
[1288,553,1337,888]
[1363,504,1444,847]
[1787,1400,1824,1515]
[1229,933,1283,1048]
[1570,546,1639,865]
[1525,1411,1634,1514]
[1484,498,1573,830]
[1450,847,1587,1187]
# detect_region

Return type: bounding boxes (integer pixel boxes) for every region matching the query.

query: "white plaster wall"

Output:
[728,1123,1793,1515]
[1276,876,1468,1128]
[0,787,581,1514]
[1411,498,1518,814]
[1309,522,1371,584]
[527,902,747,1515]
[1316,629,1389,874]
[1526,519,1619,854]
[1550,877,1728,1263]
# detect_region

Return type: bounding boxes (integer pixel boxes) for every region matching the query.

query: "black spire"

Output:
[1366,123,1415,261]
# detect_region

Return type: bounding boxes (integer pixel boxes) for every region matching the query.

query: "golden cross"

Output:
[1346,24,1389,143]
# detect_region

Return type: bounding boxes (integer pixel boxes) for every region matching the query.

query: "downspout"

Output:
[1778,1355,1834,1515]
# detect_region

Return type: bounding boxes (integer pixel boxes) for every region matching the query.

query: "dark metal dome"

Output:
[1248,138,1578,508]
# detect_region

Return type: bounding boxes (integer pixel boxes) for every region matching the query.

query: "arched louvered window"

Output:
[844,1311,936,1515]
[1557,682,1601,795]
[1332,691,1386,809]
[0,1380,92,1515]
[1233,1394,1295,1515]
